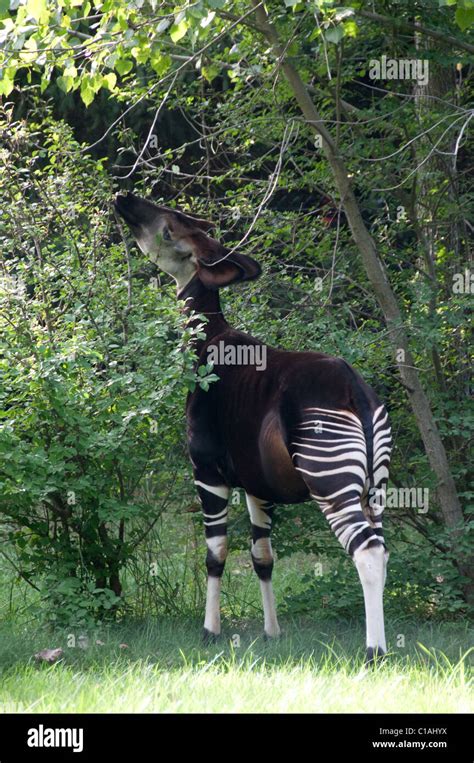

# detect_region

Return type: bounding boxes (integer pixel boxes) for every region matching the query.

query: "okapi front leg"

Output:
[194,477,230,642]
[245,494,281,638]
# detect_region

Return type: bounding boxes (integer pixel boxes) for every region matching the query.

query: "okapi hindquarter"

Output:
[114,191,392,662]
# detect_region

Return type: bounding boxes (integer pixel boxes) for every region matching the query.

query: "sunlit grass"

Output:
[0,618,471,713]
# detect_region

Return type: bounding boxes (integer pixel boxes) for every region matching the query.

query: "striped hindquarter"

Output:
[290,405,392,556]
[290,404,392,658]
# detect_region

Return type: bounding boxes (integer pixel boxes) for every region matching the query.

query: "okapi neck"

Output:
[178,275,229,341]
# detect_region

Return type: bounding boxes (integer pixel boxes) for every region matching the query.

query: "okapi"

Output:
[114,192,392,663]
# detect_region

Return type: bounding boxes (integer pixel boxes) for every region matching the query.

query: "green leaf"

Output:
[0,76,14,96]
[455,7,474,30]
[80,85,94,106]
[81,73,103,95]
[150,52,171,76]
[56,75,74,93]
[115,58,133,76]
[26,0,48,23]
[131,45,149,64]
[343,19,358,37]
[103,72,117,90]
[20,36,37,62]
[170,19,188,43]
[63,63,77,78]
[325,26,344,44]
[202,64,220,83]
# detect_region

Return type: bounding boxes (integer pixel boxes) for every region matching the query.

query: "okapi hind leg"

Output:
[291,406,389,664]
[317,490,388,665]
[194,477,230,643]
[353,543,387,664]
[245,494,281,639]
[358,404,391,664]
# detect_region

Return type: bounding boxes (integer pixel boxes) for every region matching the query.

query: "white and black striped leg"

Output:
[309,488,387,664]
[195,478,230,643]
[353,543,387,664]
[359,407,391,663]
[324,497,387,664]
[245,494,281,639]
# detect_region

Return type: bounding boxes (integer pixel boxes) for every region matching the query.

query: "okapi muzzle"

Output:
[114,192,392,665]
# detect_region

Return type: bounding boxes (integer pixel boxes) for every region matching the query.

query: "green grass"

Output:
[0,618,471,713]
[0,536,472,714]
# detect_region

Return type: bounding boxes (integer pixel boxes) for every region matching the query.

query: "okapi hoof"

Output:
[263,631,281,642]
[202,628,219,645]
[365,646,386,666]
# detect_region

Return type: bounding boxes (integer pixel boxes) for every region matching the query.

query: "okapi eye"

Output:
[163,227,172,241]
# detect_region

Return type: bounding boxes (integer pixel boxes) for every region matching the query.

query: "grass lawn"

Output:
[0,617,471,713]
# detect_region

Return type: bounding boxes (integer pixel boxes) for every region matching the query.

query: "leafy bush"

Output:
[0,105,215,626]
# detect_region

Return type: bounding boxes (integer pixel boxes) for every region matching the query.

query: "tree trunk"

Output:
[251,1,473,603]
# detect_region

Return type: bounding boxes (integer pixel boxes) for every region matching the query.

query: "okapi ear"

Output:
[196,243,261,290]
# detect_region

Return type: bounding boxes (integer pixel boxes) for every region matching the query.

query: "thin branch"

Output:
[116,69,180,180]
[356,9,474,55]
[361,112,468,163]
[206,119,298,266]
[0,549,41,592]
[83,2,265,153]
[372,113,468,191]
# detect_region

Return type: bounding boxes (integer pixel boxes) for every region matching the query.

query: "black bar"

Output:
[0,713,470,761]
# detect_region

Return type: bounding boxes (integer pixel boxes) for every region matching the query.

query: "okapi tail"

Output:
[345,362,391,529]
[344,362,375,481]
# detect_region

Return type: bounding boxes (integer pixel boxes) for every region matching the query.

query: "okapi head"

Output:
[114,192,261,292]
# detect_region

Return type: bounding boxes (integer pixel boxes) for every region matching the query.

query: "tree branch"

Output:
[356,9,474,55]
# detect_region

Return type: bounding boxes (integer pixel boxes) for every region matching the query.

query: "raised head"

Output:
[114,192,261,293]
